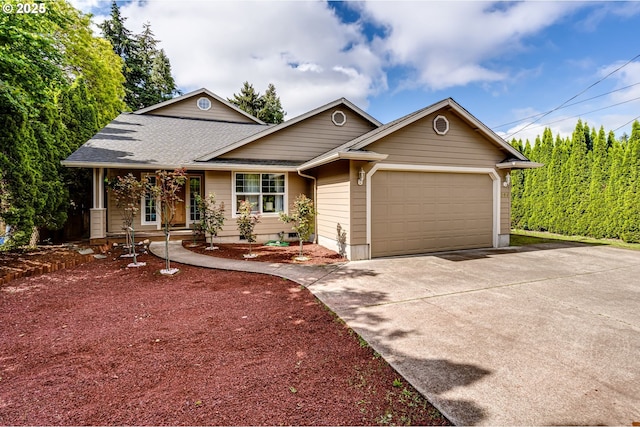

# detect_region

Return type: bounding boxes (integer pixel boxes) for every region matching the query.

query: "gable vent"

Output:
[433,115,449,135]
[332,110,347,126]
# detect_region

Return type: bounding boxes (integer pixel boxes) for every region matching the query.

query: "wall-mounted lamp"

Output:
[503,174,511,188]
[357,167,366,186]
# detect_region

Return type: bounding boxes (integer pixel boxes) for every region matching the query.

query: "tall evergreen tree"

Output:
[228,81,262,118]
[620,121,640,242]
[100,2,179,110]
[257,83,286,124]
[228,81,286,124]
[511,118,640,242]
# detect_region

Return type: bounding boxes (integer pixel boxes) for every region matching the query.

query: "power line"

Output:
[506,95,640,137]
[613,115,640,133]
[506,52,640,139]
[492,81,640,129]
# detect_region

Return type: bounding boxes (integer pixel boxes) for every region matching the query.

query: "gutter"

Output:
[298,151,388,171]
[495,161,544,170]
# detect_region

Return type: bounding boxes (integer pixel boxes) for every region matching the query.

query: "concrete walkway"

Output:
[148,241,343,286]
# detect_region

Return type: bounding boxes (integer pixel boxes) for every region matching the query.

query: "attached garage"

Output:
[370,170,495,258]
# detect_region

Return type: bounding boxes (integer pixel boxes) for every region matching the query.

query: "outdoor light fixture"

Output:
[358,167,366,186]
[503,174,511,187]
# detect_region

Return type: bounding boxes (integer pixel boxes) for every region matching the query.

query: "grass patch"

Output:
[511,229,640,251]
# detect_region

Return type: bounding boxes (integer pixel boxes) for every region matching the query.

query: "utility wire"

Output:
[506,52,640,139]
[493,81,640,129]
[507,95,640,136]
[613,115,640,133]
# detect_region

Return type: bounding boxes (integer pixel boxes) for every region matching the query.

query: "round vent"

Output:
[433,115,449,135]
[332,110,347,126]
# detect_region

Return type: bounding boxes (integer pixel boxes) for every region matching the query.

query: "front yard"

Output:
[0,249,449,425]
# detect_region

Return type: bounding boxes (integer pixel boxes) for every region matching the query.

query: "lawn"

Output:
[0,248,449,426]
[510,229,640,251]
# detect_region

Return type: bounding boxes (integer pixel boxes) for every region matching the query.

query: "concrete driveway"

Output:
[307,243,640,425]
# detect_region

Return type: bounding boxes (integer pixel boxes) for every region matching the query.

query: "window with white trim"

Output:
[188,176,202,223]
[141,174,158,225]
[234,173,285,215]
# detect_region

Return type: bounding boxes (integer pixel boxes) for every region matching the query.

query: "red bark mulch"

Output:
[0,249,450,426]
[183,240,347,265]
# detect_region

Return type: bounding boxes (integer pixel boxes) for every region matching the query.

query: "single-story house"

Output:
[62,88,540,260]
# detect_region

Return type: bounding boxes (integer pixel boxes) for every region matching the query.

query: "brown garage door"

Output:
[371,171,493,257]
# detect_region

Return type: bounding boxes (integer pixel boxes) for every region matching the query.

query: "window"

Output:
[197,97,211,111]
[188,176,202,223]
[142,175,158,225]
[234,173,285,215]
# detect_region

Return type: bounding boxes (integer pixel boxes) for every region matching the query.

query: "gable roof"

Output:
[298,97,528,171]
[195,97,382,161]
[61,113,268,170]
[135,87,266,125]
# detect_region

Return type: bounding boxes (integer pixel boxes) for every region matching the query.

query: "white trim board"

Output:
[365,164,501,259]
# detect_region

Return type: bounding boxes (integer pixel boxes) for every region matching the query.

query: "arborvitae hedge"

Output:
[511,120,640,242]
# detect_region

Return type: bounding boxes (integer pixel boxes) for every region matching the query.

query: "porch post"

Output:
[89,167,107,240]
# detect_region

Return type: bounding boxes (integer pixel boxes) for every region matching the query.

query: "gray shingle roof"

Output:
[63,113,268,168]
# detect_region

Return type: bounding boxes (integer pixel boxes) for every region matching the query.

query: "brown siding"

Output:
[316,161,351,244]
[349,160,368,245]
[220,107,377,162]
[367,111,505,168]
[145,95,256,123]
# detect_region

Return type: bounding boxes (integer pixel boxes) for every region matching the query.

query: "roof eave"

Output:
[133,88,266,125]
[61,160,299,172]
[349,98,529,161]
[298,151,388,171]
[196,97,382,162]
[496,161,544,170]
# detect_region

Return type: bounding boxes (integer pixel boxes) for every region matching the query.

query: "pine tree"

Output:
[228,82,286,124]
[100,3,178,110]
[257,83,286,124]
[228,81,263,118]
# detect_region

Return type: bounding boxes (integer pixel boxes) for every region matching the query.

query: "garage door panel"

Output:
[372,171,493,257]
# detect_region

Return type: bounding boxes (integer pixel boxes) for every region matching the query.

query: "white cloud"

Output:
[359,1,581,90]
[114,1,385,118]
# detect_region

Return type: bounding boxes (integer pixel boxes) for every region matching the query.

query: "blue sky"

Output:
[72,0,640,143]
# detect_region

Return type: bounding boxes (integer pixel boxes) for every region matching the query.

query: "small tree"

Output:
[280,194,316,260]
[236,200,260,258]
[106,173,148,266]
[197,193,226,250]
[153,168,187,274]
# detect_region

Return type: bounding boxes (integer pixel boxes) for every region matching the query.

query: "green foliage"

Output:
[236,200,261,255]
[196,193,226,249]
[228,81,286,124]
[100,1,179,110]
[0,0,124,246]
[512,119,640,242]
[279,194,316,258]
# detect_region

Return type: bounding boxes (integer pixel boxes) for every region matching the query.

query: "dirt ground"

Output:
[0,247,450,426]
[183,240,347,265]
